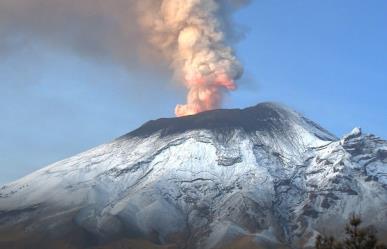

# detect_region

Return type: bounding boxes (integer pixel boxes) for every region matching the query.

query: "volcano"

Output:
[0,102,386,249]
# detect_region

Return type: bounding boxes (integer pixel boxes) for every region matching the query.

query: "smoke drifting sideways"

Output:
[0,0,248,117]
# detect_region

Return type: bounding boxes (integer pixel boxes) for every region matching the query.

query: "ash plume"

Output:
[0,0,248,116]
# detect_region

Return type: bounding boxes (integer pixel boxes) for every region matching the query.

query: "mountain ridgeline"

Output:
[0,102,386,249]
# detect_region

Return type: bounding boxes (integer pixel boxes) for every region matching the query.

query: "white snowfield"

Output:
[0,102,386,249]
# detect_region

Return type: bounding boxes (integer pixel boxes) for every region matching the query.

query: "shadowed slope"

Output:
[125,102,336,140]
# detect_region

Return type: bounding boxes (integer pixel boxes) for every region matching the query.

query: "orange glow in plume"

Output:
[138,0,243,117]
[175,73,237,117]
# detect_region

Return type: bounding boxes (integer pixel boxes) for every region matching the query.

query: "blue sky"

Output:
[1,0,386,184]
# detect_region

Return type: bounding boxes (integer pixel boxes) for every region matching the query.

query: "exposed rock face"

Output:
[0,102,386,249]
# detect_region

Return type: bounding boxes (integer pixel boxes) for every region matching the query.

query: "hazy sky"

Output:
[1,0,386,185]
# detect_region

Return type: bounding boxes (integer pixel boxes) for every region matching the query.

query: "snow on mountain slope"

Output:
[0,102,386,249]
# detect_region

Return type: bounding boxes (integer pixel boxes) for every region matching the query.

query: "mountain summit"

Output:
[127,102,335,139]
[0,102,386,249]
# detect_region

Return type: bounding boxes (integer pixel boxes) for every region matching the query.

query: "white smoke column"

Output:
[137,0,243,116]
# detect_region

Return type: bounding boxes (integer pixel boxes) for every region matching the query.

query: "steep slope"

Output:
[0,102,386,249]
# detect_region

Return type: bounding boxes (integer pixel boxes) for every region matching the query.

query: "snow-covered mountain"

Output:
[0,102,386,249]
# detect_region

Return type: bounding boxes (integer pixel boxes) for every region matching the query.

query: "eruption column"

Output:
[0,0,247,117]
[138,0,243,116]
